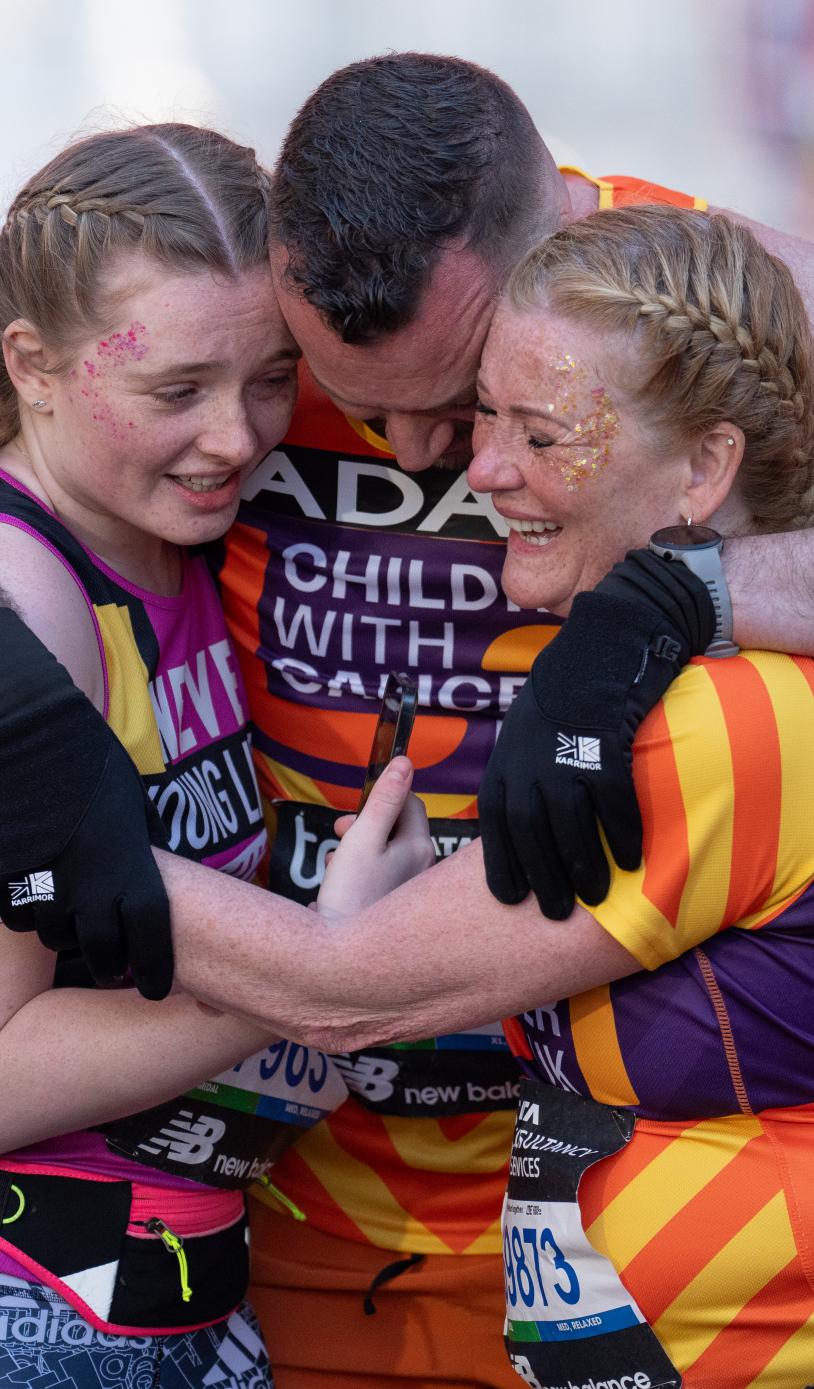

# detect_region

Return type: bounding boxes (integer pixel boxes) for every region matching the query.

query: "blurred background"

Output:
[1,0,812,236]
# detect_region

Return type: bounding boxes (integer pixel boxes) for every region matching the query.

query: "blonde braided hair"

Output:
[508,206,814,531]
[0,123,272,446]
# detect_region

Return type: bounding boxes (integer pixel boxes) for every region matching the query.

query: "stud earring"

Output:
[726,436,735,446]
[32,399,46,410]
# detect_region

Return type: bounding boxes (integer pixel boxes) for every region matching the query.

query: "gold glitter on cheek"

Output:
[552,352,586,416]
[559,387,619,492]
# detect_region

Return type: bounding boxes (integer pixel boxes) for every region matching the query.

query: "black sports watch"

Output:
[649,524,739,658]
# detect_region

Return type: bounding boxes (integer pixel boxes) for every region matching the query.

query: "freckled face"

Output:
[47,255,299,555]
[467,305,690,615]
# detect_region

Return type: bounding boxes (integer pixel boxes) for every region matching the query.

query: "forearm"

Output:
[725,528,814,653]
[162,846,637,1051]
[0,985,270,1151]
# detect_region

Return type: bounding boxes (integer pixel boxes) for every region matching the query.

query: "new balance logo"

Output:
[7,871,55,906]
[137,1110,227,1165]
[333,1053,399,1102]
[555,734,602,770]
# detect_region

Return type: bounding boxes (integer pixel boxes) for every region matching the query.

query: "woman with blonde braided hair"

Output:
[107,203,814,1385]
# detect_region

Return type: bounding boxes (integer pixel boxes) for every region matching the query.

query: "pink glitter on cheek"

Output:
[96,321,148,363]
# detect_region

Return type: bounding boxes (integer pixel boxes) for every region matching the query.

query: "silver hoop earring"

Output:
[32,399,46,410]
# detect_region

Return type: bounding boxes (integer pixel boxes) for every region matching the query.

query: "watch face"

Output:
[651,524,721,550]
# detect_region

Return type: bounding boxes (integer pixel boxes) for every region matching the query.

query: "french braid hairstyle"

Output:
[0,124,271,445]
[509,205,814,531]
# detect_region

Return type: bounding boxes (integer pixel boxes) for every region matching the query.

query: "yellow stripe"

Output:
[558,165,615,209]
[569,987,639,1106]
[345,415,392,454]
[381,1110,514,1174]
[259,754,332,807]
[654,1191,797,1370]
[585,1114,762,1266]
[95,602,165,774]
[749,1308,814,1386]
[664,665,734,946]
[288,1121,453,1254]
[591,831,675,972]
[693,195,708,211]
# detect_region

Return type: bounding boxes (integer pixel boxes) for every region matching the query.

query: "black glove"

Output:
[0,607,173,999]
[478,550,716,918]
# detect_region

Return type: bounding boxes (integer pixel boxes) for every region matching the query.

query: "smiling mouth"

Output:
[505,518,561,545]
[170,474,233,493]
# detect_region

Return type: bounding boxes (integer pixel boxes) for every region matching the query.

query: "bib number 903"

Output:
[503,1217,581,1313]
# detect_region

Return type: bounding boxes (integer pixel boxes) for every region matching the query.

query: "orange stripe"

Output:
[618,1131,777,1322]
[703,658,782,925]
[688,1252,813,1383]
[578,1121,682,1228]
[220,520,266,660]
[502,1016,533,1061]
[569,986,639,1106]
[605,174,701,209]
[275,1107,505,1252]
[266,1145,377,1244]
[242,692,468,771]
[284,361,391,457]
[637,700,689,928]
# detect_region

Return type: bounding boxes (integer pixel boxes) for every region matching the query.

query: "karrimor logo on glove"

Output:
[555,734,602,771]
[7,871,55,906]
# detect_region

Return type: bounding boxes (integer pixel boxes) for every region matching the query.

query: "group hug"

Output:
[0,50,813,1389]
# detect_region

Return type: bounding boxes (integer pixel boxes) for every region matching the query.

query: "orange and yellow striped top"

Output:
[505,651,814,1384]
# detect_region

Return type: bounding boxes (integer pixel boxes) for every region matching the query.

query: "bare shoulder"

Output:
[0,520,105,708]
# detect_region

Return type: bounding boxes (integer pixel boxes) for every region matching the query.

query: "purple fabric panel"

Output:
[691,920,814,1114]
[608,953,740,1119]
[512,881,814,1121]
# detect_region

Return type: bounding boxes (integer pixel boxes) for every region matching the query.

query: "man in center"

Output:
[219,53,814,1388]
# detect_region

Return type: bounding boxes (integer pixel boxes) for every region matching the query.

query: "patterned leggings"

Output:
[0,1277,273,1388]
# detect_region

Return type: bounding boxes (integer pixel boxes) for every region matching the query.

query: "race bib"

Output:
[504,1079,681,1389]
[102,1039,348,1188]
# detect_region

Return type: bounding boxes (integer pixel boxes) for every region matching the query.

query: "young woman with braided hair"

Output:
[0,123,315,1386]
[114,206,814,1386]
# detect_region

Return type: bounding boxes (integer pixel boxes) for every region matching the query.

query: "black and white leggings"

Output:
[0,1276,273,1388]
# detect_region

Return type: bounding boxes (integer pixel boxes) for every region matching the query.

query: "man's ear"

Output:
[3,320,53,408]
[679,424,744,524]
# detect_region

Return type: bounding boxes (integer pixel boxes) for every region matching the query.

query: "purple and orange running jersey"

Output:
[505,652,814,1383]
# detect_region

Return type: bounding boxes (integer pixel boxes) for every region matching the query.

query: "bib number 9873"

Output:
[503,1212,581,1315]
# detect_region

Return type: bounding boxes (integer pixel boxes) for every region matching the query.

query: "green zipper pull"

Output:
[257,1173,306,1222]
[1,1184,25,1226]
[147,1219,193,1302]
